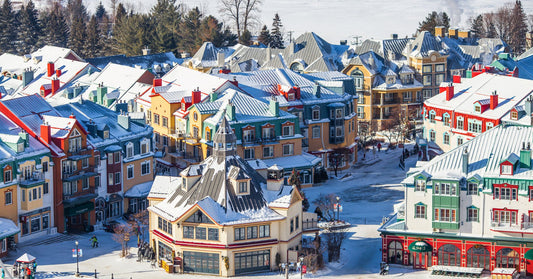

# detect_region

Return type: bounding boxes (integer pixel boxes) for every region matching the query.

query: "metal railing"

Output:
[302,219,319,231]
[63,187,96,201]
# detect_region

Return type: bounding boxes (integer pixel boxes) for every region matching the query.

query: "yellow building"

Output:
[148,118,317,276]
[343,51,424,130]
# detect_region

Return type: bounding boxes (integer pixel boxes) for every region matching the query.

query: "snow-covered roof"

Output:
[0,218,20,239]
[148,175,181,199]
[125,181,154,198]
[424,73,533,119]
[261,152,322,170]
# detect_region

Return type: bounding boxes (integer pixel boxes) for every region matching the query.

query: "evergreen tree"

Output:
[486,22,497,38]
[85,15,101,58]
[115,3,126,23]
[418,11,439,35]
[198,15,236,47]
[470,15,485,38]
[439,12,450,30]
[270,13,283,49]
[257,25,271,46]
[41,2,69,47]
[69,17,87,56]
[179,7,202,53]
[112,14,152,56]
[0,0,18,53]
[95,1,106,21]
[18,0,40,54]
[150,0,181,53]
[239,29,252,46]
[509,0,527,54]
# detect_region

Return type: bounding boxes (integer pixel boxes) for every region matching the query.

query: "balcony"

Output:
[302,212,319,232]
[19,173,45,187]
[490,221,533,233]
[171,130,186,139]
[62,166,97,181]
[63,186,97,202]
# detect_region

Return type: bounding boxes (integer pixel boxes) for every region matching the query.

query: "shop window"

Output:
[496,248,519,269]
[42,214,49,230]
[31,217,41,233]
[438,244,460,266]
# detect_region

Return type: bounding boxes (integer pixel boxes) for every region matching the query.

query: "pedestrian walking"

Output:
[377,142,382,152]
[91,235,98,248]
[1,267,5,279]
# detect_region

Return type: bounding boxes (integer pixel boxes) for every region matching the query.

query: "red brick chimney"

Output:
[51,79,60,94]
[445,84,454,101]
[452,75,461,83]
[40,124,51,144]
[490,91,498,109]
[192,88,202,104]
[153,78,162,87]
[230,76,238,87]
[47,62,54,77]
[69,113,76,119]
[56,69,61,77]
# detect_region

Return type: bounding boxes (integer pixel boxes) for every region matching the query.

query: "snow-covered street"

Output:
[1,144,434,279]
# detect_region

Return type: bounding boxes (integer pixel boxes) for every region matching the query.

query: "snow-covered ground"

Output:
[1,143,434,279]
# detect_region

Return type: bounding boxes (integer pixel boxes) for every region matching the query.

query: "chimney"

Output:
[525,96,533,116]
[449,28,458,38]
[210,91,218,102]
[266,47,272,62]
[313,82,321,98]
[47,62,54,77]
[462,148,468,174]
[153,78,162,87]
[452,75,461,84]
[266,165,284,191]
[40,123,51,144]
[51,79,60,94]
[490,91,498,110]
[217,52,225,67]
[18,132,29,147]
[440,82,454,101]
[56,69,61,77]
[520,142,532,169]
[435,26,445,37]
[391,33,398,39]
[226,102,236,121]
[230,76,238,87]
[117,113,131,130]
[97,84,107,105]
[288,42,295,54]
[269,97,279,117]
[22,68,34,87]
[142,46,151,55]
[192,88,202,104]
[69,113,76,119]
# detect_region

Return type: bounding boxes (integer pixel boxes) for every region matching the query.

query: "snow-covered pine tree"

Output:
[0,0,18,54]
[257,25,271,46]
[18,0,40,54]
[270,13,283,49]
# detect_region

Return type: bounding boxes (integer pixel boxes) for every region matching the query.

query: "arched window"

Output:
[456,116,464,130]
[496,248,519,269]
[443,113,450,126]
[443,132,450,145]
[467,246,490,270]
[429,130,436,142]
[429,110,436,123]
[290,62,305,73]
[351,69,364,90]
[388,241,403,264]
[438,244,460,266]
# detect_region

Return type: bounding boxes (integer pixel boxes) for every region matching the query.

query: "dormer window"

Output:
[312,107,320,120]
[501,165,513,175]
[386,76,396,85]
[17,142,24,153]
[126,142,134,158]
[415,180,426,191]
[288,93,295,101]
[239,181,248,193]
[282,124,294,137]
[511,110,518,120]
[182,177,187,190]
[103,130,109,139]
[474,104,481,113]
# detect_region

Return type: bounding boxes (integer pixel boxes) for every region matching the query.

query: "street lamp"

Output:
[75,240,80,277]
[300,256,305,279]
[336,196,340,222]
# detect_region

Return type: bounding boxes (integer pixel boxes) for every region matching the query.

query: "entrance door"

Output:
[527,260,533,276]
[413,252,428,269]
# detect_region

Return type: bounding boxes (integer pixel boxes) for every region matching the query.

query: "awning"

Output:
[16,253,36,263]
[525,249,533,260]
[65,201,94,217]
[408,241,432,253]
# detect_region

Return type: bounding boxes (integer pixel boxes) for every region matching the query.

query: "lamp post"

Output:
[75,240,80,277]
[300,256,304,279]
[336,196,340,222]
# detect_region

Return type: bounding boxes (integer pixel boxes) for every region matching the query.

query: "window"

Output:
[295,216,299,229]
[438,244,460,266]
[43,182,49,194]
[457,137,463,146]
[42,214,49,230]
[443,133,450,145]
[501,165,513,175]
[335,108,343,119]
[154,133,160,144]
[436,64,445,72]
[468,119,482,133]
[162,136,168,146]
[474,105,481,113]
[153,113,160,125]
[423,75,432,86]
[486,122,493,130]
[415,180,426,192]
[443,113,450,126]
[235,227,245,240]
[82,158,89,168]
[4,170,11,183]
[244,148,255,160]
[31,216,40,233]
[312,108,320,120]
[511,111,518,120]
[17,142,24,152]
[114,152,120,163]
[467,182,478,195]
[282,125,294,137]
[467,207,478,222]
[103,130,109,139]
[434,208,456,222]
[127,165,134,179]
[435,74,445,85]
[415,204,426,218]
[429,111,435,123]
[107,153,113,164]
[493,209,518,225]
[183,226,194,239]
[259,224,270,238]
[157,217,172,235]
[126,144,133,158]
[195,227,206,239]
[141,140,149,154]
[312,126,321,138]
[422,65,432,73]
[351,70,364,90]
[434,182,456,196]
[403,92,412,102]
[141,161,150,175]
[239,181,247,193]
[429,130,435,142]
[162,116,168,127]
[108,173,114,185]
[243,129,255,143]
[193,127,199,139]
[282,144,294,156]
[43,161,48,172]
[493,185,517,200]
[21,189,25,201]
[82,177,89,190]
[247,226,258,239]
[4,191,12,205]
[262,127,274,139]
[94,176,100,188]
[208,228,219,241]
[263,146,274,158]
[290,219,294,233]
[68,135,82,153]
[457,117,464,130]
